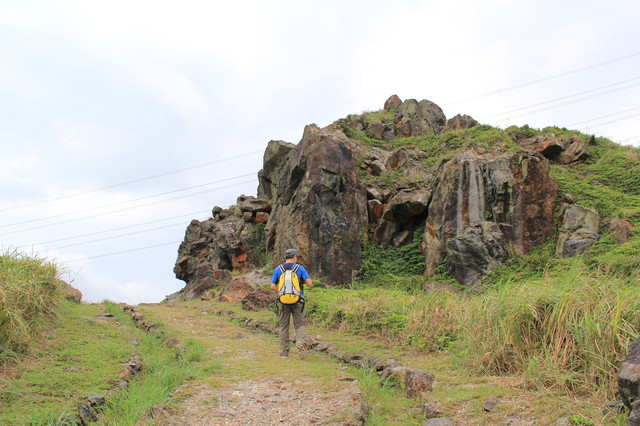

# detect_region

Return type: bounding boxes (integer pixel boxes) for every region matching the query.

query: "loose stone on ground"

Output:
[157,378,366,425]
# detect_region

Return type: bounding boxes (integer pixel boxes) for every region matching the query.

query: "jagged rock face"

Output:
[173,217,261,290]
[556,203,600,258]
[423,152,557,285]
[257,140,296,199]
[266,125,368,285]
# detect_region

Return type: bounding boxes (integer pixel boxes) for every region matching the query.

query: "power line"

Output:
[480,76,640,121]
[16,209,211,248]
[59,241,183,263]
[50,221,189,251]
[0,179,255,236]
[0,173,255,228]
[577,112,640,129]
[445,50,640,107]
[567,106,640,127]
[0,150,262,213]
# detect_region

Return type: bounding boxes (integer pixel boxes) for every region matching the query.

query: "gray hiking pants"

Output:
[277,300,307,355]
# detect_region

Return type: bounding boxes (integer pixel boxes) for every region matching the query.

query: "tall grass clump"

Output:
[459,257,639,397]
[0,251,64,357]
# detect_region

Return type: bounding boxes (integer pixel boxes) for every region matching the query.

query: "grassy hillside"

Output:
[316,118,640,402]
[1,121,638,424]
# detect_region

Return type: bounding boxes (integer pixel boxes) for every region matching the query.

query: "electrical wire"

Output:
[479,76,640,121]
[0,173,255,228]
[50,221,189,251]
[444,50,640,107]
[0,179,255,236]
[567,106,640,127]
[0,150,262,213]
[59,241,183,263]
[16,209,211,248]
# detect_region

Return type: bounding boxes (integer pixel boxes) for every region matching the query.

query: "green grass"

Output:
[0,302,135,424]
[0,300,207,425]
[96,303,208,424]
[0,251,64,357]
[350,366,423,425]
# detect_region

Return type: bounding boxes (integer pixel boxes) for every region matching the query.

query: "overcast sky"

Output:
[1,0,639,304]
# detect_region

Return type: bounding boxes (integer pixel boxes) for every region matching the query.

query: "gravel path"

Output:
[158,377,367,425]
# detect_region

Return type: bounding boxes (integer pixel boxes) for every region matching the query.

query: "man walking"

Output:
[271,248,313,358]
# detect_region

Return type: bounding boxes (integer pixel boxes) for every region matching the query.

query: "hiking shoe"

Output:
[279,352,289,358]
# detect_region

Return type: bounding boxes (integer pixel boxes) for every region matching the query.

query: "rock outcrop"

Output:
[172,95,600,293]
[172,214,264,296]
[265,125,368,285]
[423,152,557,286]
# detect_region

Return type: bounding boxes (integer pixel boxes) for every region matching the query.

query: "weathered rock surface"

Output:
[446,221,508,289]
[423,152,557,286]
[447,114,478,130]
[374,188,431,247]
[619,337,640,410]
[218,277,255,303]
[511,131,591,165]
[257,140,296,199]
[172,95,587,292]
[396,99,446,137]
[173,217,262,293]
[608,216,633,244]
[556,203,600,258]
[405,368,435,398]
[265,124,368,285]
[241,289,275,311]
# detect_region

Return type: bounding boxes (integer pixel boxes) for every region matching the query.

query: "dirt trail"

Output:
[139,304,367,425]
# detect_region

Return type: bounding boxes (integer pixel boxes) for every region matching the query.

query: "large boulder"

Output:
[395,99,446,137]
[446,114,478,130]
[514,132,590,164]
[238,195,272,213]
[446,221,508,288]
[555,202,600,258]
[266,125,368,285]
[384,94,402,111]
[423,152,557,286]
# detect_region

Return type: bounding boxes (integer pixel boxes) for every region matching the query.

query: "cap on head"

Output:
[284,248,297,259]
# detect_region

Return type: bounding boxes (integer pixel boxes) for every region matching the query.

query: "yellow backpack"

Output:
[277,264,302,304]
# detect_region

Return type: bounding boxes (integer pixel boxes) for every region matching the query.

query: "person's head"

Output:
[284,248,297,261]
